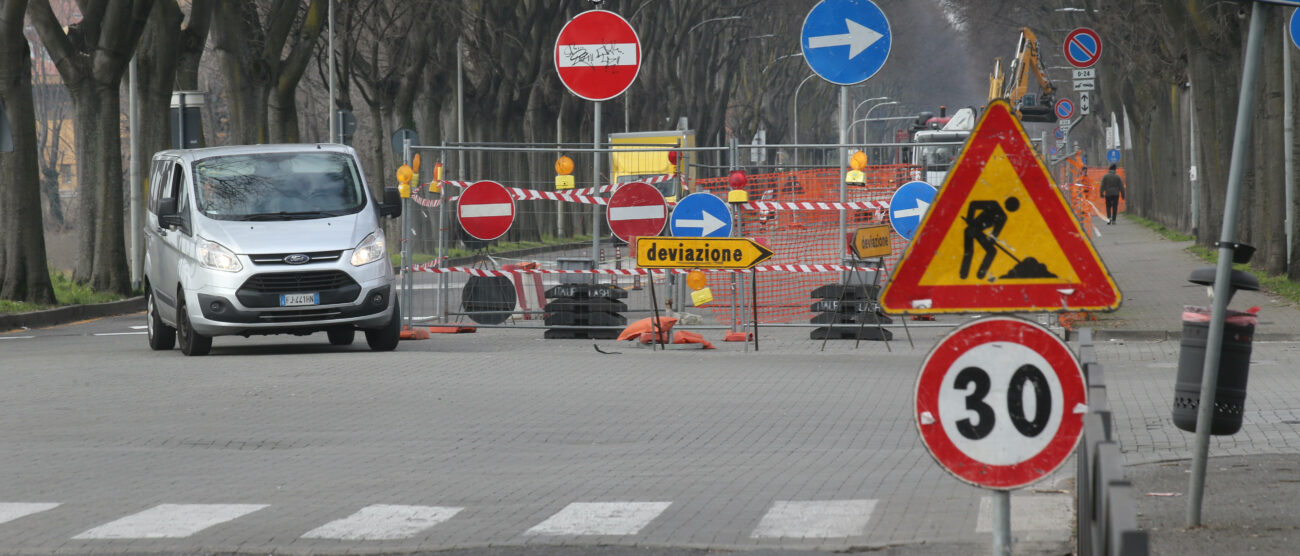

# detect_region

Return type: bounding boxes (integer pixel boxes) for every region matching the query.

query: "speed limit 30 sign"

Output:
[915,316,1086,490]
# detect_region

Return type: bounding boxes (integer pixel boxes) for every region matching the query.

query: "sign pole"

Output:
[592,101,602,270]
[992,490,1011,556]
[839,86,849,265]
[1188,0,1270,527]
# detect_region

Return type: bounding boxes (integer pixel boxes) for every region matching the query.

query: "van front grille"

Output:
[240,271,356,293]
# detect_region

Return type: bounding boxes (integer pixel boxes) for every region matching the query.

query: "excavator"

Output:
[988,27,1057,123]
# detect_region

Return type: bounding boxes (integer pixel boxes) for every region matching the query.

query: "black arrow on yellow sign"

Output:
[635,237,775,269]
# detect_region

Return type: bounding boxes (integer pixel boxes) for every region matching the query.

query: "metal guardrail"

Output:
[1075,328,1150,556]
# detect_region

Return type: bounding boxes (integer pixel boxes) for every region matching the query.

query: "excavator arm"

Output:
[998,28,1057,123]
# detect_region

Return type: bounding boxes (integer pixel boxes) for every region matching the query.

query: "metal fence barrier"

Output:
[1075,328,1150,556]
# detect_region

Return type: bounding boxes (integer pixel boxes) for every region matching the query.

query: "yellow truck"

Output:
[609,130,695,202]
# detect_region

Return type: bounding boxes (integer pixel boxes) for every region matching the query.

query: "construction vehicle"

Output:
[989,27,1057,123]
[909,106,976,186]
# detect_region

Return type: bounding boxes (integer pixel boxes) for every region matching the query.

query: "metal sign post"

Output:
[1188,0,1270,527]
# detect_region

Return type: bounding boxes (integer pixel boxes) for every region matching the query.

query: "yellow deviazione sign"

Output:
[636,237,775,269]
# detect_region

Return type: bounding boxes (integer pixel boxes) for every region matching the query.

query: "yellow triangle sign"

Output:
[880,101,1121,314]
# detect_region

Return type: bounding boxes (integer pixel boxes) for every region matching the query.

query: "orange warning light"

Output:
[686,270,707,290]
[412,154,422,173]
[850,150,868,171]
[555,155,574,175]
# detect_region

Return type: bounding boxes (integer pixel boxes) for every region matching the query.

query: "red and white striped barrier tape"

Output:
[409,263,881,275]
[739,200,890,211]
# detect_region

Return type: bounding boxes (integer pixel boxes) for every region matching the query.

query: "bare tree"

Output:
[211,0,326,144]
[27,0,151,295]
[0,0,55,303]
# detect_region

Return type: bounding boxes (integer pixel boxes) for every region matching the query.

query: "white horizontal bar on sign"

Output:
[557,44,638,68]
[460,203,512,218]
[609,205,666,221]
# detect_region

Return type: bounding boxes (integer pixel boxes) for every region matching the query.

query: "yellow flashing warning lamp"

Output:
[727,170,748,203]
[430,162,444,193]
[687,270,712,306]
[396,164,413,198]
[847,151,867,185]
[555,155,575,190]
[412,154,422,173]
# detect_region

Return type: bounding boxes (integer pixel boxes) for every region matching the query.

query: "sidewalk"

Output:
[1087,213,1300,554]
[1087,215,1300,339]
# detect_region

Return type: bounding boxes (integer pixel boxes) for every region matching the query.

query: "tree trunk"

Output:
[0,0,55,303]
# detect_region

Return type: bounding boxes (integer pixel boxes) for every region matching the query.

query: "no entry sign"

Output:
[555,10,642,101]
[607,181,667,243]
[457,180,515,241]
[914,316,1086,490]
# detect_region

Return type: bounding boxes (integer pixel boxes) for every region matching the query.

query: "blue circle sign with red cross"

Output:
[1063,28,1102,69]
[1054,99,1075,120]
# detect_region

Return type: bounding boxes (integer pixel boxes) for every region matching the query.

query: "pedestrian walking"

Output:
[1100,164,1126,224]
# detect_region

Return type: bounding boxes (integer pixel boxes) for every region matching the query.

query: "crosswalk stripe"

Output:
[72,503,268,539]
[0,503,60,526]
[975,494,1073,532]
[301,504,462,540]
[525,502,671,536]
[750,500,877,538]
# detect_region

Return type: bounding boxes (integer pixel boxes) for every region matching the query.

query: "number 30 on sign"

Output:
[914,316,1087,490]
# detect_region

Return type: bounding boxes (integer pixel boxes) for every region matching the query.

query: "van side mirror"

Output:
[379,187,402,218]
[157,198,184,229]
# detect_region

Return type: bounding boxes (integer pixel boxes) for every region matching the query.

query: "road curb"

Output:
[1072,328,1300,342]
[0,296,145,331]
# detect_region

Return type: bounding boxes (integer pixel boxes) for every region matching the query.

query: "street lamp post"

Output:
[851,96,890,130]
[859,100,898,144]
[792,74,818,167]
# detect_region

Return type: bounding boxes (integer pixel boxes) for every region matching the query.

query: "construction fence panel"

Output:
[396,143,922,332]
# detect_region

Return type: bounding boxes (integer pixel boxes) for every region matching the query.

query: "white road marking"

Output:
[975,494,1073,532]
[525,502,670,536]
[0,503,60,525]
[0,336,35,340]
[609,205,665,221]
[301,504,461,540]
[751,500,877,538]
[73,503,267,539]
[93,332,147,336]
[460,203,512,218]
[130,325,148,330]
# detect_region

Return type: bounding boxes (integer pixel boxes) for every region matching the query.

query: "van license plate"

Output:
[280,293,320,307]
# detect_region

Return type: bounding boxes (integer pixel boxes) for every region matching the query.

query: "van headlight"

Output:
[197,240,243,272]
[351,232,385,266]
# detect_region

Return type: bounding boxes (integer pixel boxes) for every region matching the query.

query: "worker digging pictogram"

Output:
[960,196,1056,281]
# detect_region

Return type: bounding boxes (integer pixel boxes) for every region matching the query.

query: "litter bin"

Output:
[1172,303,1258,435]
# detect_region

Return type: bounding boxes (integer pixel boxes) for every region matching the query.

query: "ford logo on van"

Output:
[283,253,311,265]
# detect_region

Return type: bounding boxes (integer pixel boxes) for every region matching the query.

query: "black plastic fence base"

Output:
[810,326,893,341]
[544,328,622,340]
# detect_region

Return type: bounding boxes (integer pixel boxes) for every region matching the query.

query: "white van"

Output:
[144,144,403,355]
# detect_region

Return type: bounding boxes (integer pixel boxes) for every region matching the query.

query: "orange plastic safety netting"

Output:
[692,165,919,325]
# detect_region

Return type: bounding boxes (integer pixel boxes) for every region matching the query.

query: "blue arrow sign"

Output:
[1107,149,1121,164]
[888,181,937,241]
[670,192,732,237]
[800,0,892,86]
[1292,8,1300,50]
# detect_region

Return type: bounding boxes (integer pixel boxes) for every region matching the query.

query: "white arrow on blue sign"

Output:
[669,192,732,237]
[888,181,937,241]
[800,0,892,86]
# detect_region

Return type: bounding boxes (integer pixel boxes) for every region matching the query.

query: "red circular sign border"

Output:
[914,316,1086,490]
[606,181,668,243]
[554,10,642,102]
[1063,27,1103,69]
[457,180,516,241]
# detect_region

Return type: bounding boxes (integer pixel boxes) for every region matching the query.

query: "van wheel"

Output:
[177,297,212,356]
[147,288,176,351]
[326,326,355,346]
[365,301,401,352]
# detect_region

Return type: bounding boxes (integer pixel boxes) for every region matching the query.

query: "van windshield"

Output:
[194,152,367,221]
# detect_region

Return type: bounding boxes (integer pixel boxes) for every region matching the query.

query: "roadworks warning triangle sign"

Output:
[880,100,1121,314]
